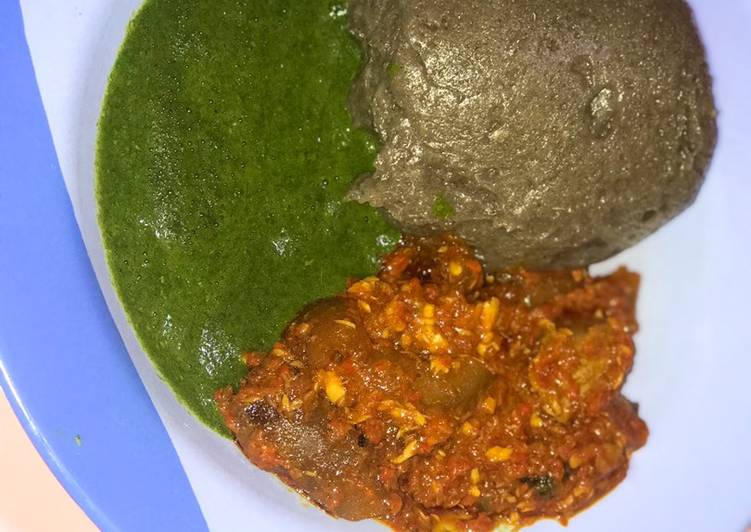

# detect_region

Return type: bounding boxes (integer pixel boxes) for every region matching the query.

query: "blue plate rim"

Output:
[0,2,206,530]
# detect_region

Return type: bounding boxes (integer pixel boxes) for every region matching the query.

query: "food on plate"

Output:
[97,0,717,527]
[216,235,647,530]
[347,0,717,269]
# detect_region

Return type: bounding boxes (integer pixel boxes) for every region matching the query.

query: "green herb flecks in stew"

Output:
[97,0,397,434]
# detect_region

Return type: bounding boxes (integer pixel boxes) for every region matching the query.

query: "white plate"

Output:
[13,1,751,530]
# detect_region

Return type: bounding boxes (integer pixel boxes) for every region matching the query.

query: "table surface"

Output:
[0,389,95,532]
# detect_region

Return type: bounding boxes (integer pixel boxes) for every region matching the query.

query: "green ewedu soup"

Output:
[97,0,397,434]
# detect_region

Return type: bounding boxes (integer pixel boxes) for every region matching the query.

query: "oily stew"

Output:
[216,236,647,530]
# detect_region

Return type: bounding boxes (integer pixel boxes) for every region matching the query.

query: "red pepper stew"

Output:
[216,235,648,530]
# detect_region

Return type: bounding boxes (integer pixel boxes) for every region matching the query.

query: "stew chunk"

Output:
[216,235,648,530]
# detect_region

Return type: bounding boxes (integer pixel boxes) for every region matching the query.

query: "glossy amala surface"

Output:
[348,0,716,269]
[217,235,648,530]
